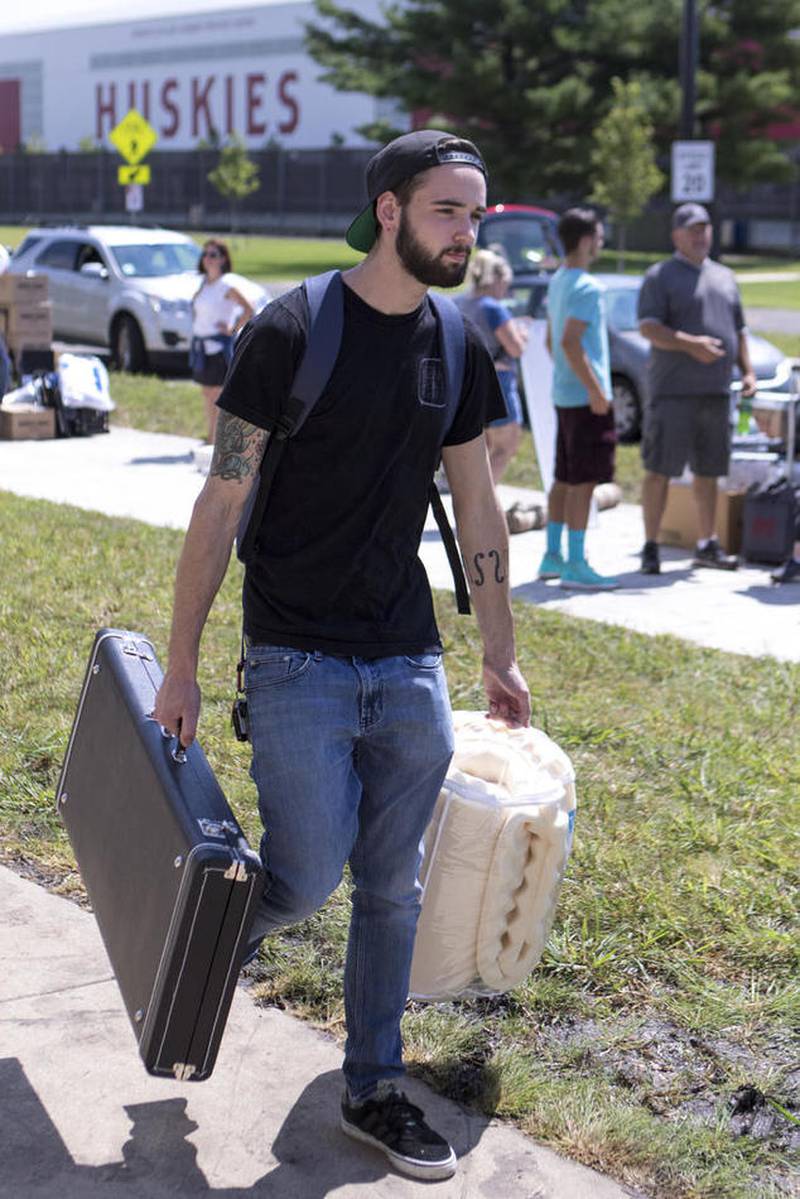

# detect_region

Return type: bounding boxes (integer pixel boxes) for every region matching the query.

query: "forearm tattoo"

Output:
[210,413,269,481]
[464,547,507,587]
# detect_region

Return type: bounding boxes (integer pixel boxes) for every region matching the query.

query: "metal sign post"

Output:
[109,108,158,220]
[124,184,144,214]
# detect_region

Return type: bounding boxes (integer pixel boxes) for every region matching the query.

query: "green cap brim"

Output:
[345,204,377,253]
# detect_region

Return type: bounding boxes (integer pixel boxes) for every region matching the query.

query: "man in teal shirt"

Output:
[539,208,618,590]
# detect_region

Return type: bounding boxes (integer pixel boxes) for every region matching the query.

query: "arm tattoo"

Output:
[488,549,506,583]
[470,553,485,587]
[464,547,507,587]
[209,413,269,482]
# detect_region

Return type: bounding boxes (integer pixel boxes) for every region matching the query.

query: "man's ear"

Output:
[375,190,401,237]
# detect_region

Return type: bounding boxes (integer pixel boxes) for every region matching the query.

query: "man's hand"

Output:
[589,389,611,416]
[483,659,531,728]
[153,673,201,748]
[740,370,758,398]
[687,335,725,365]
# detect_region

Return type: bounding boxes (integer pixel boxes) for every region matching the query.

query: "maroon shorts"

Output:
[554,405,617,486]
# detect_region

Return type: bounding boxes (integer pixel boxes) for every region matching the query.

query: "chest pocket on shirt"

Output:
[418,358,446,409]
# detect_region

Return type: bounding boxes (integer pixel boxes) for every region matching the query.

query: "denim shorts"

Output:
[488,368,523,428]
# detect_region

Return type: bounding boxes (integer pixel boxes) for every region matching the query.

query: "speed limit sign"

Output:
[671,141,715,203]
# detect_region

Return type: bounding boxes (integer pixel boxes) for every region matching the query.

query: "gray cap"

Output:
[672,202,711,229]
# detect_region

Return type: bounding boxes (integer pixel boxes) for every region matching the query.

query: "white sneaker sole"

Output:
[341,1115,457,1180]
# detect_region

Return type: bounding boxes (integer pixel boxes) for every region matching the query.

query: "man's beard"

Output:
[396,210,470,288]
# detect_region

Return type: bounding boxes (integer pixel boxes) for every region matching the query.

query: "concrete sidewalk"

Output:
[0,425,797,662]
[0,866,640,1198]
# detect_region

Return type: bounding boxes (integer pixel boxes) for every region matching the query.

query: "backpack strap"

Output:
[427,292,471,615]
[236,271,343,563]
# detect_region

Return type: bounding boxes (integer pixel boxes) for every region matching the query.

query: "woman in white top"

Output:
[191,239,254,442]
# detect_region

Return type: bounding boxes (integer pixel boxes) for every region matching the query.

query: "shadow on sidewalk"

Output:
[127,453,197,467]
[1,1058,486,1197]
[512,566,696,603]
[740,582,800,605]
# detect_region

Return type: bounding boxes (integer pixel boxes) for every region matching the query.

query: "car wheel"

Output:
[112,315,147,373]
[612,376,641,443]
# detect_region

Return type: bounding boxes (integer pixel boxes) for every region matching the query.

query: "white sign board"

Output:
[671,141,715,203]
[124,184,144,213]
[518,321,555,494]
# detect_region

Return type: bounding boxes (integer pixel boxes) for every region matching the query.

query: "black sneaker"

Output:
[640,540,661,574]
[771,558,800,584]
[341,1083,457,1180]
[692,538,738,570]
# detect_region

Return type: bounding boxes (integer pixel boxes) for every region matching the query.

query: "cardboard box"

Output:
[0,405,56,440]
[659,479,745,554]
[0,274,49,305]
[0,303,53,344]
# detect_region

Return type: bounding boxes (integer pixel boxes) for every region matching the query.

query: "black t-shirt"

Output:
[218,280,506,657]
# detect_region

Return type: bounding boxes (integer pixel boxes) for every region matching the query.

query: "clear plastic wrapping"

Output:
[409,711,577,1001]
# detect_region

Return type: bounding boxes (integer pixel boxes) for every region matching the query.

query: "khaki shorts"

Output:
[642,395,731,478]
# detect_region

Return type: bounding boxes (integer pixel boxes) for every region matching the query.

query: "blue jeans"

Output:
[244,644,454,1098]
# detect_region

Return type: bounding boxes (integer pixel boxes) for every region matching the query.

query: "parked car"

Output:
[8,225,253,373]
[509,272,794,442]
[477,203,562,313]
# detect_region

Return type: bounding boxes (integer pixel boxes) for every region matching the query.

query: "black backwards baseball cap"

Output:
[345,129,487,253]
[672,202,711,229]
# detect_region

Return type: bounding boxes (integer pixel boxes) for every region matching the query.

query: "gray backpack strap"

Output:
[428,292,471,615]
[236,271,343,563]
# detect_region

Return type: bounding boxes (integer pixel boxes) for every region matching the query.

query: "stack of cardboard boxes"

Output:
[0,274,52,360]
[0,274,56,440]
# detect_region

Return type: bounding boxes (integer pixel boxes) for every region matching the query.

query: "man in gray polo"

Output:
[637,202,757,573]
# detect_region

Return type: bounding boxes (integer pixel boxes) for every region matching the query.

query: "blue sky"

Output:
[6,0,285,34]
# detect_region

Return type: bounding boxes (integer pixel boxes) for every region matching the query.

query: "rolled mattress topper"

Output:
[409,710,577,1001]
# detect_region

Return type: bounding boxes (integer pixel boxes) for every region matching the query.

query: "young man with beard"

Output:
[154,130,530,1182]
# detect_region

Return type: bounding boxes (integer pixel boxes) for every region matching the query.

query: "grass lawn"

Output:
[759,332,800,359]
[0,487,798,1199]
[109,372,208,440]
[737,281,800,312]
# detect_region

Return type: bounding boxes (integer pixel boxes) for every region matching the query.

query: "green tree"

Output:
[697,0,800,186]
[591,78,665,269]
[306,0,800,198]
[207,135,260,230]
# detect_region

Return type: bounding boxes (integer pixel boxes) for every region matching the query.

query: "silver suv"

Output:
[8,225,203,372]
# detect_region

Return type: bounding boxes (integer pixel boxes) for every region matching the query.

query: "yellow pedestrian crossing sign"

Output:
[118,163,152,186]
[109,109,158,165]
